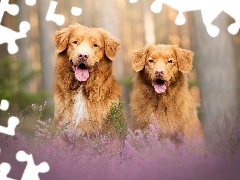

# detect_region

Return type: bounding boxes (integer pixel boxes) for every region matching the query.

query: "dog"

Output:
[53,23,126,143]
[130,44,203,143]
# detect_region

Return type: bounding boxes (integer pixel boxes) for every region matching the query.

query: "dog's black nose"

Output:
[78,52,89,61]
[155,69,164,77]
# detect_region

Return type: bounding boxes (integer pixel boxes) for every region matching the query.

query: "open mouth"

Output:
[72,63,94,82]
[152,78,170,94]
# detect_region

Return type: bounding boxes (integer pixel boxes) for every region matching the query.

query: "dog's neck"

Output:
[81,58,118,99]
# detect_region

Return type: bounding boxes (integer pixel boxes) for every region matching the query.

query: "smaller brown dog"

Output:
[130,44,203,142]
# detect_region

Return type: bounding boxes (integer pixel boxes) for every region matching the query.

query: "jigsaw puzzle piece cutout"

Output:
[71,6,82,16]
[150,0,221,37]
[0,162,16,180]
[0,116,19,136]
[150,0,163,13]
[149,0,240,37]
[151,0,202,23]
[0,21,30,54]
[25,0,37,6]
[0,0,19,22]
[224,1,240,35]
[16,151,50,180]
[46,1,65,26]
[0,99,9,111]
[201,6,222,37]
[175,12,186,25]
[228,21,240,35]
[129,0,138,4]
[150,0,189,25]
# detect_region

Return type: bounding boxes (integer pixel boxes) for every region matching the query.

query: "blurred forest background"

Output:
[0,0,239,143]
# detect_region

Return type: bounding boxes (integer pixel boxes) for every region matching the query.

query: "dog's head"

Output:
[54,23,120,82]
[132,44,194,93]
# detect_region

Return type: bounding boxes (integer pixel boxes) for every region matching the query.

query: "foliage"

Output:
[118,75,133,88]
[0,57,51,122]
[207,113,240,159]
[107,101,127,135]
[1,103,240,180]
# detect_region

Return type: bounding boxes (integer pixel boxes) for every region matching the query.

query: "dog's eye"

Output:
[93,44,98,47]
[149,59,154,63]
[73,41,78,44]
[168,59,173,63]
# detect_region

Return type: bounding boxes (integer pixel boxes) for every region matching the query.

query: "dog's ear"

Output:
[174,46,194,73]
[54,27,71,54]
[99,29,120,60]
[132,47,146,72]
[132,45,153,72]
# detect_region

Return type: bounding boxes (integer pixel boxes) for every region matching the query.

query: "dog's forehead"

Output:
[157,45,175,54]
[150,45,175,58]
[70,27,104,42]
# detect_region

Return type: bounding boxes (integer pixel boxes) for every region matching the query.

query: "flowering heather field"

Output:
[0,103,240,180]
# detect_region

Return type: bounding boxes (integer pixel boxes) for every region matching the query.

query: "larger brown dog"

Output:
[53,24,125,140]
[130,44,203,141]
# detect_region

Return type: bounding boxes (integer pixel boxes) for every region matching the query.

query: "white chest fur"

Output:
[72,86,88,128]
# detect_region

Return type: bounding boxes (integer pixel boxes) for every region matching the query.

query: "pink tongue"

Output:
[74,68,89,82]
[153,84,167,93]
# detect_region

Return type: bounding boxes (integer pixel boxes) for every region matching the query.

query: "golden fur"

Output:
[53,23,125,139]
[130,44,203,141]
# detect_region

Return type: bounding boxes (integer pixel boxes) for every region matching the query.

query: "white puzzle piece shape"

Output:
[148,0,240,37]
[71,6,82,16]
[46,1,65,26]
[0,99,9,111]
[0,0,19,22]
[16,151,50,180]
[0,0,30,54]
[0,163,16,180]
[25,0,37,6]
[0,116,19,136]
[0,21,30,54]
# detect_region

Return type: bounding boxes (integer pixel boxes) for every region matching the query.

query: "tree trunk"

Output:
[99,0,131,120]
[140,0,156,44]
[37,0,55,100]
[16,0,31,90]
[99,0,124,79]
[194,11,239,143]
[81,0,94,27]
